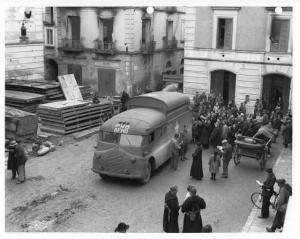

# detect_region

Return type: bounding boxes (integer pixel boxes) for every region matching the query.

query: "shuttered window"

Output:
[217,18,233,49]
[270,19,290,52]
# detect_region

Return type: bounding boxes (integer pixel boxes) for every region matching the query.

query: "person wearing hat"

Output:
[181,187,206,232]
[170,133,181,170]
[9,140,28,184]
[220,139,232,178]
[266,178,292,232]
[114,222,129,232]
[163,186,180,233]
[258,168,276,218]
[190,142,203,180]
[6,140,18,180]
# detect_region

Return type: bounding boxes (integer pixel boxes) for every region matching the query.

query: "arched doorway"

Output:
[262,74,291,113]
[210,70,236,105]
[45,59,58,81]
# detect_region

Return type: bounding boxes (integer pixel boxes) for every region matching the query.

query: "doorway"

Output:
[98,68,116,96]
[45,59,58,81]
[67,64,82,85]
[210,70,236,105]
[262,74,291,113]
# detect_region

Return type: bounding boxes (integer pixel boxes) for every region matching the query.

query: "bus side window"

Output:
[155,127,162,139]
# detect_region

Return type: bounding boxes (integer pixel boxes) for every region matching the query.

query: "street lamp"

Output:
[146,6,154,15]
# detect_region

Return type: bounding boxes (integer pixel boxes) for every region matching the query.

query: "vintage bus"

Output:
[91,91,192,184]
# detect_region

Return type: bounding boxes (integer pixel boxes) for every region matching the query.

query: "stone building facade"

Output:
[43,7,185,96]
[5,7,45,81]
[184,7,292,113]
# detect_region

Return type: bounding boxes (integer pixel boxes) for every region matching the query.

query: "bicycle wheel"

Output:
[251,192,262,209]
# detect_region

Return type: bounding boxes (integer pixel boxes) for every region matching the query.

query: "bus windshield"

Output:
[101,131,145,147]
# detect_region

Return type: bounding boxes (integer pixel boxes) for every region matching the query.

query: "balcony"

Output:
[94,39,115,55]
[141,41,156,54]
[162,37,178,50]
[61,38,84,52]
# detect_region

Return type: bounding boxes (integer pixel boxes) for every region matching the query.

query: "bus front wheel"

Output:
[140,162,152,184]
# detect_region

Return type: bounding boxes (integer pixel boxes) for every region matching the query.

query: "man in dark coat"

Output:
[282,119,292,148]
[266,179,292,232]
[209,122,222,149]
[190,143,203,180]
[163,186,180,233]
[10,140,28,183]
[6,140,18,180]
[200,120,211,149]
[258,168,276,218]
[181,187,206,232]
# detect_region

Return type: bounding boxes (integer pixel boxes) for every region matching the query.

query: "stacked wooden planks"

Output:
[5,79,93,102]
[5,106,38,140]
[5,79,64,101]
[5,90,46,113]
[37,100,113,135]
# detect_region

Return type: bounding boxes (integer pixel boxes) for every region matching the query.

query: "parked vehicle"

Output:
[91,91,192,184]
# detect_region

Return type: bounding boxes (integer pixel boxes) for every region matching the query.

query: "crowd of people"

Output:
[165,90,293,233]
[191,90,292,151]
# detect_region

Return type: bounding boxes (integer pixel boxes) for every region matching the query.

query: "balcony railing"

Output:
[163,38,178,50]
[94,40,115,55]
[141,41,156,53]
[61,38,83,51]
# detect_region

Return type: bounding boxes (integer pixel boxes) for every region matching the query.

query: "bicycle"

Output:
[251,180,279,209]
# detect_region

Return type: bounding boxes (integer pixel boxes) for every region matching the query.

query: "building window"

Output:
[217,18,233,49]
[67,16,80,40]
[45,27,54,46]
[44,7,54,24]
[142,19,151,44]
[270,19,290,52]
[102,18,113,43]
[166,20,174,41]
[211,7,239,50]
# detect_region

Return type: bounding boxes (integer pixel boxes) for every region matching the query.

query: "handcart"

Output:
[233,132,273,170]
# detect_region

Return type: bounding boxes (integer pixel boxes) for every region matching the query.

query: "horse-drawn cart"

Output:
[233,133,273,170]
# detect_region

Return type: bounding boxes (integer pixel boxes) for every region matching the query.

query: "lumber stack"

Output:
[5,106,38,140]
[6,80,93,102]
[37,100,113,135]
[5,90,46,113]
[5,79,64,101]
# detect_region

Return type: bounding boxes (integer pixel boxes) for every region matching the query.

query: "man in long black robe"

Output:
[181,187,206,232]
[163,186,180,233]
[190,143,203,180]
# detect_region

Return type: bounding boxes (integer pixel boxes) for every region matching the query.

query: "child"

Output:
[208,150,221,181]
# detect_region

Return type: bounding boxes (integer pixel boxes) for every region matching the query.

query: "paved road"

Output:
[5,134,283,232]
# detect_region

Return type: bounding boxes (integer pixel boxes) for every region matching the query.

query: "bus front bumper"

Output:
[91,168,143,179]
